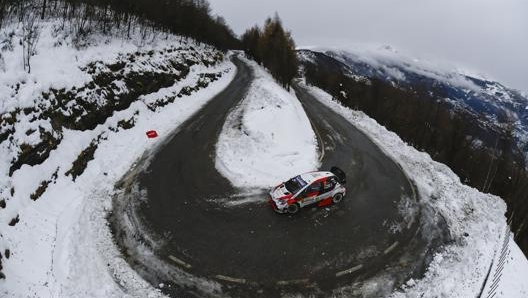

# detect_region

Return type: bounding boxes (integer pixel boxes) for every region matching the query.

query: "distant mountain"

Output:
[298,48,528,158]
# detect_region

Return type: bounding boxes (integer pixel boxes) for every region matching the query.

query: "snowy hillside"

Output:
[299,47,528,262]
[0,21,235,297]
[300,83,528,298]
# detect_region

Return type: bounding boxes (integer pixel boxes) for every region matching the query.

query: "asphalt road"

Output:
[112,56,448,298]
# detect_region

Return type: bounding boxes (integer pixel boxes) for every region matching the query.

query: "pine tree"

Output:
[246,14,298,88]
[241,25,262,63]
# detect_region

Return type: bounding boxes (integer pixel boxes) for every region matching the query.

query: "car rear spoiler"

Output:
[330,166,346,184]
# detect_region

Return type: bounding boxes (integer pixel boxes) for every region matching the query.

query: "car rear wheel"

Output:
[287,203,300,214]
[332,193,344,204]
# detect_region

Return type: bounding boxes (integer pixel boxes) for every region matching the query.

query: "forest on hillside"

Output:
[0,1,301,88]
[241,15,298,89]
[0,0,239,50]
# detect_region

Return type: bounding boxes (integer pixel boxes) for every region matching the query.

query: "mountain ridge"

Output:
[299,48,528,159]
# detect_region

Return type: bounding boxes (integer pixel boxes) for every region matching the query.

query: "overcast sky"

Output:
[208,0,528,92]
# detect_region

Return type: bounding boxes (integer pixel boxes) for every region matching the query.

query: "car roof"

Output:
[299,171,334,184]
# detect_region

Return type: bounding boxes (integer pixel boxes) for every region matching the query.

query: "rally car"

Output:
[269,167,347,214]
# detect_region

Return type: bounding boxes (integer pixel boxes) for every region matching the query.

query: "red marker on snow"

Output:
[146,130,158,138]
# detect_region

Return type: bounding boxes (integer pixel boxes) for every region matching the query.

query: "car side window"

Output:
[307,182,322,194]
[321,178,336,194]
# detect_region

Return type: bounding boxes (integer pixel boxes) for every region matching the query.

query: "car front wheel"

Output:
[332,193,344,204]
[287,203,300,214]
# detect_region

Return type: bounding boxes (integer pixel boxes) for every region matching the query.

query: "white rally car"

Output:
[269,167,347,214]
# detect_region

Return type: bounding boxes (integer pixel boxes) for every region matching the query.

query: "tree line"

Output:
[241,14,298,89]
[1,2,300,87]
[0,0,239,50]
[303,53,528,255]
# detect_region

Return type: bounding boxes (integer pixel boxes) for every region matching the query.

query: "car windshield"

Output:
[284,175,307,194]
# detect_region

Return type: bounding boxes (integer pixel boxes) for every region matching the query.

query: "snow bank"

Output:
[215,57,319,189]
[0,21,236,298]
[301,82,528,297]
[492,233,528,298]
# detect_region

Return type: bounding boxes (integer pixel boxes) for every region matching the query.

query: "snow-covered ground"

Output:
[300,82,528,298]
[0,21,236,298]
[215,57,319,189]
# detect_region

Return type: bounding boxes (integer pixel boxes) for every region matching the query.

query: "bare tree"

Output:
[71,4,92,48]
[41,0,47,19]
[21,4,41,73]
